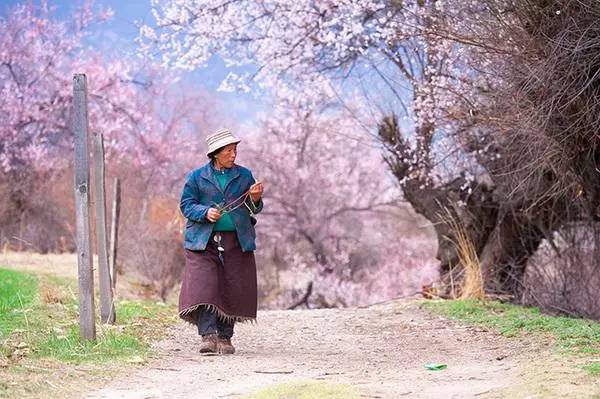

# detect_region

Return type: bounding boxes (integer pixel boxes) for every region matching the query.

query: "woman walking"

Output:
[178,128,264,354]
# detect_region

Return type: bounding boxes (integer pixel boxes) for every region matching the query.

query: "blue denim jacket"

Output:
[180,162,263,252]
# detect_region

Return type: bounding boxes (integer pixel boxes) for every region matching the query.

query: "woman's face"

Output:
[214,143,237,168]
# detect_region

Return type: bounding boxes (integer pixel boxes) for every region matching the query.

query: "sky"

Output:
[0,0,265,128]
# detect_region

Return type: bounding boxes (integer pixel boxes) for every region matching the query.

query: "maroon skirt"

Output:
[178,231,258,324]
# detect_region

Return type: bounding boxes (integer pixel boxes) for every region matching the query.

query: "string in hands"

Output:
[206,180,263,223]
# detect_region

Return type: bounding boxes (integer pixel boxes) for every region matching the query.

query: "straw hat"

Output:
[206,127,241,156]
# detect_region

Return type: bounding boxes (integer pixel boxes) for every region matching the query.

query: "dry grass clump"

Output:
[439,207,485,300]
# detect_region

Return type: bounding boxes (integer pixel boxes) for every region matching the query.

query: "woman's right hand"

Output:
[206,208,222,223]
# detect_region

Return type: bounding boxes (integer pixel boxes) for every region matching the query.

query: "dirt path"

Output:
[81,299,568,399]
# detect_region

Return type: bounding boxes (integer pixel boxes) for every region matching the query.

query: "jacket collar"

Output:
[198,161,240,192]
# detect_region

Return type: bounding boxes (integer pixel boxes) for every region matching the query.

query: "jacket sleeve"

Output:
[244,171,263,215]
[245,196,263,215]
[180,172,210,223]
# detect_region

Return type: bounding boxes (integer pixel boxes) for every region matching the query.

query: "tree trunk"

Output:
[378,114,545,300]
[478,213,545,299]
[401,178,498,295]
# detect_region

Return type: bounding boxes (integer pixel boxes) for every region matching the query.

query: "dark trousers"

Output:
[196,306,234,339]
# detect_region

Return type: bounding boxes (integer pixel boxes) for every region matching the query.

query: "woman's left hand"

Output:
[249,181,264,203]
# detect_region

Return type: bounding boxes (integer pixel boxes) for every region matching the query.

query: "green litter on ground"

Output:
[424,363,447,371]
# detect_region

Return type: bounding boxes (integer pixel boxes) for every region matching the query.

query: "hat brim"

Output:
[206,137,241,156]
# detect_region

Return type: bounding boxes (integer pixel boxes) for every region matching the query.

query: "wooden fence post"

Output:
[73,74,96,341]
[93,133,115,324]
[109,177,121,291]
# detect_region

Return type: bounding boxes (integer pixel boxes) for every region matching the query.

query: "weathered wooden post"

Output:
[93,133,115,324]
[109,177,121,291]
[73,74,96,340]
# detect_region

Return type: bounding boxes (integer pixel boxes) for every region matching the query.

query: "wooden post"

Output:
[109,177,121,291]
[93,133,115,324]
[73,74,96,341]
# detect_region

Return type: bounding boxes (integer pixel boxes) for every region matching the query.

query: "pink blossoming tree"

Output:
[238,93,438,307]
[0,1,215,260]
[140,0,495,299]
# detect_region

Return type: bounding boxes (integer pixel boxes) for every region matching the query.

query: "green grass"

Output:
[0,267,177,365]
[0,268,38,339]
[581,363,600,376]
[35,324,147,362]
[33,299,176,363]
[422,299,600,374]
[243,380,361,399]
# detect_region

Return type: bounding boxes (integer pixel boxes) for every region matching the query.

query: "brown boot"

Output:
[217,337,235,355]
[199,334,218,353]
